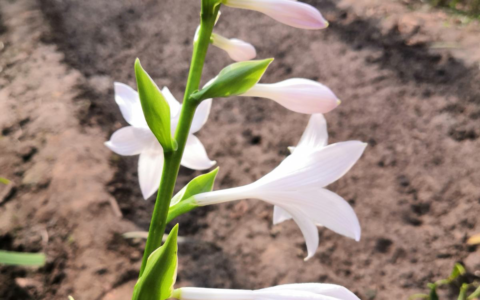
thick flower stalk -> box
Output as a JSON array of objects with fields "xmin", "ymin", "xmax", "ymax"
[
  {"xmin": 105, "ymin": 83, "xmax": 215, "ymax": 199},
  {"xmin": 222, "ymin": 0, "xmax": 328, "ymax": 29},
  {"xmin": 212, "ymin": 33, "xmax": 257, "ymax": 61},
  {"xmin": 241, "ymin": 79, "xmax": 340, "ymax": 114},
  {"xmin": 171, "ymin": 114, "xmax": 366, "ymax": 259},
  {"xmin": 173, "ymin": 284, "xmax": 360, "ymax": 300}
]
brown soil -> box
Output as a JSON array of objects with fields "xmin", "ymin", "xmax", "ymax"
[{"xmin": 1, "ymin": 0, "xmax": 480, "ymax": 299}]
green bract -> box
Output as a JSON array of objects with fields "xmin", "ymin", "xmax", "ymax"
[
  {"xmin": 135, "ymin": 58, "xmax": 177, "ymax": 152},
  {"xmin": 203, "ymin": 0, "xmax": 222, "ymax": 16},
  {"xmin": 132, "ymin": 225, "xmax": 179, "ymax": 300},
  {"xmin": 167, "ymin": 168, "xmax": 219, "ymax": 223},
  {"xmin": 190, "ymin": 59, "xmax": 273, "ymax": 102}
]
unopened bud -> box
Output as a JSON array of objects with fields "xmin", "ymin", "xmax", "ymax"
[
  {"xmin": 241, "ymin": 79, "xmax": 340, "ymax": 114},
  {"xmin": 212, "ymin": 33, "xmax": 257, "ymax": 62},
  {"xmin": 223, "ymin": 0, "xmax": 328, "ymax": 30}
]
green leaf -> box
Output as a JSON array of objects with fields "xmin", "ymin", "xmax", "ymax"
[
  {"xmin": 0, "ymin": 177, "xmax": 10, "ymax": 185},
  {"xmin": 0, "ymin": 251, "xmax": 45, "ymax": 266},
  {"xmin": 135, "ymin": 59, "xmax": 177, "ymax": 152},
  {"xmin": 458, "ymin": 283, "xmax": 469, "ymax": 300},
  {"xmin": 428, "ymin": 283, "xmax": 439, "ymax": 300},
  {"xmin": 449, "ymin": 263, "xmax": 466, "ymax": 281},
  {"xmin": 191, "ymin": 59, "xmax": 273, "ymax": 102},
  {"xmin": 167, "ymin": 168, "xmax": 219, "ymax": 223},
  {"xmin": 467, "ymin": 285, "xmax": 480, "ymax": 300},
  {"xmin": 170, "ymin": 168, "xmax": 219, "ymax": 206},
  {"xmin": 132, "ymin": 225, "xmax": 179, "ymax": 300}
]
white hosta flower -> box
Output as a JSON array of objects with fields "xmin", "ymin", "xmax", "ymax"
[
  {"xmin": 222, "ymin": 0, "xmax": 328, "ymax": 30},
  {"xmin": 212, "ymin": 33, "xmax": 257, "ymax": 62},
  {"xmin": 241, "ymin": 79, "xmax": 340, "ymax": 114},
  {"xmin": 105, "ymin": 83, "xmax": 216, "ymax": 200},
  {"xmin": 193, "ymin": 114, "xmax": 365, "ymax": 259},
  {"xmin": 173, "ymin": 283, "xmax": 359, "ymax": 300}
]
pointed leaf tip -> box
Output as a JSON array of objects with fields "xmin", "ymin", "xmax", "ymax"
[
  {"xmin": 132, "ymin": 224, "xmax": 179, "ymax": 300},
  {"xmin": 191, "ymin": 59, "xmax": 274, "ymax": 102},
  {"xmin": 134, "ymin": 58, "xmax": 176, "ymax": 152},
  {"xmin": 168, "ymin": 224, "xmax": 179, "ymax": 243},
  {"xmin": 167, "ymin": 168, "xmax": 220, "ymax": 222}
]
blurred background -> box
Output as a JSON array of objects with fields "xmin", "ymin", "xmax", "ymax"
[{"xmin": 1, "ymin": 0, "xmax": 480, "ymax": 299}]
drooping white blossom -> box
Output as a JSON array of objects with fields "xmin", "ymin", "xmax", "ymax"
[
  {"xmin": 192, "ymin": 114, "xmax": 365, "ymax": 259},
  {"xmin": 212, "ymin": 33, "xmax": 257, "ymax": 62},
  {"xmin": 222, "ymin": 0, "xmax": 328, "ymax": 30},
  {"xmin": 105, "ymin": 83, "xmax": 216, "ymax": 200},
  {"xmin": 241, "ymin": 79, "xmax": 340, "ymax": 114},
  {"xmin": 173, "ymin": 283, "xmax": 360, "ymax": 300}
]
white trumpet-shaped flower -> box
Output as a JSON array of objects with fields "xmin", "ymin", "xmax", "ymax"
[
  {"xmin": 192, "ymin": 114, "xmax": 366, "ymax": 259},
  {"xmin": 105, "ymin": 83, "xmax": 216, "ymax": 200},
  {"xmin": 212, "ymin": 33, "xmax": 257, "ymax": 62},
  {"xmin": 222, "ymin": 0, "xmax": 328, "ymax": 30},
  {"xmin": 241, "ymin": 79, "xmax": 340, "ymax": 114},
  {"xmin": 173, "ymin": 283, "xmax": 360, "ymax": 300}
]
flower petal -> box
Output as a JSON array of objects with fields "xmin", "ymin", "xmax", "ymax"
[
  {"xmin": 223, "ymin": 0, "xmax": 328, "ymax": 30},
  {"xmin": 290, "ymin": 209, "xmax": 319, "ymax": 260},
  {"xmin": 242, "ymin": 79, "xmax": 339, "ymax": 114},
  {"xmin": 105, "ymin": 126, "xmax": 153, "ymax": 156},
  {"xmin": 299, "ymin": 189, "xmax": 361, "ymax": 241},
  {"xmin": 223, "ymin": 38, "xmax": 257, "ymax": 62},
  {"xmin": 258, "ymin": 141, "xmax": 367, "ymax": 189},
  {"xmin": 181, "ymin": 135, "xmax": 216, "ymax": 170},
  {"xmin": 273, "ymin": 205, "xmax": 292, "ymax": 225},
  {"xmin": 114, "ymin": 82, "xmax": 148, "ymax": 128},
  {"xmin": 212, "ymin": 33, "xmax": 257, "ymax": 62},
  {"xmin": 138, "ymin": 140, "xmax": 164, "ymax": 200},
  {"xmin": 273, "ymin": 205, "xmax": 318, "ymax": 260},
  {"xmin": 190, "ymin": 99, "xmax": 212, "ymax": 134},
  {"xmin": 262, "ymin": 284, "xmax": 360, "ymax": 300},
  {"xmin": 293, "ymin": 114, "xmax": 328, "ymax": 154},
  {"xmin": 179, "ymin": 288, "xmax": 254, "ymax": 300},
  {"xmin": 162, "ymin": 87, "xmax": 181, "ymax": 119},
  {"xmin": 263, "ymin": 188, "xmax": 361, "ymax": 242},
  {"xmin": 255, "ymin": 289, "xmax": 343, "ymax": 300}
]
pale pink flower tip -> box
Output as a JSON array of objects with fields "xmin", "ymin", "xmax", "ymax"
[{"xmin": 223, "ymin": 0, "xmax": 329, "ymax": 30}]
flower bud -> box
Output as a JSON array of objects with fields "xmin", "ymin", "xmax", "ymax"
[
  {"xmin": 241, "ymin": 78, "xmax": 340, "ymax": 114},
  {"xmin": 212, "ymin": 33, "xmax": 256, "ymax": 62},
  {"xmin": 222, "ymin": 0, "xmax": 328, "ymax": 30}
]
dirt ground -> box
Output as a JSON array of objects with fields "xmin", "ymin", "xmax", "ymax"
[{"xmin": 1, "ymin": 0, "xmax": 480, "ymax": 299}]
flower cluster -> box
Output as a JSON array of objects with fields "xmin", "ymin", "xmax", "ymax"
[{"xmin": 105, "ymin": 1, "xmax": 366, "ymax": 300}]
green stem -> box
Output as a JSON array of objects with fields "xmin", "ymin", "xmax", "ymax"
[{"xmin": 138, "ymin": 0, "xmax": 221, "ymax": 278}]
